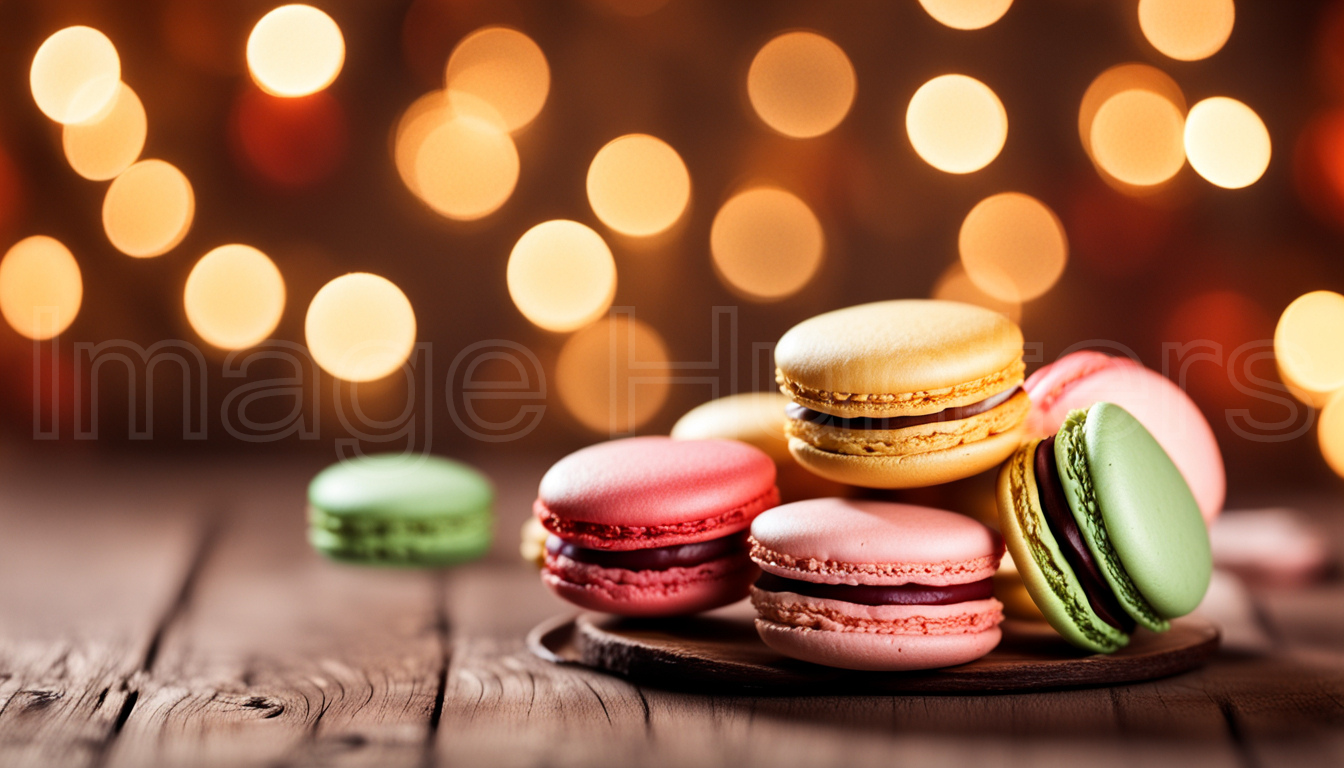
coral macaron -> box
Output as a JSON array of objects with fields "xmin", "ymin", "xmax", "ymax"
[
  {"xmin": 536, "ymin": 436, "xmax": 779, "ymax": 616},
  {"xmin": 775, "ymin": 300, "xmax": 1029, "ymax": 488},
  {"xmin": 749, "ymin": 499, "xmax": 1005, "ymax": 671}
]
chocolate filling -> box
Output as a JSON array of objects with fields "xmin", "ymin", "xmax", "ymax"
[
  {"xmin": 1035, "ymin": 435, "xmax": 1136, "ymax": 632},
  {"xmin": 786, "ymin": 386, "xmax": 1022, "ymax": 431},
  {"xmin": 546, "ymin": 531, "xmax": 748, "ymax": 571},
  {"xmin": 753, "ymin": 572, "xmax": 994, "ymax": 607}
]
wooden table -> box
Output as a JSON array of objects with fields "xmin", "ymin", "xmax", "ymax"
[{"xmin": 0, "ymin": 451, "xmax": 1341, "ymax": 767}]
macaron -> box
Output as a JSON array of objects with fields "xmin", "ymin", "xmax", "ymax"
[
  {"xmin": 671, "ymin": 392, "xmax": 852, "ymax": 502},
  {"xmin": 748, "ymin": 499, "xmax": 1005, "ymax": 671},
  {"xmin": 520, "ymin": 516, "xmax": 548, "ymax": 568},
  {"xmin": 536, "ymin": 436, "xmax": 779, "ymax": 616},
  {"xmin": 308, "ymin": 453, "xmax": 493, "ymax": 566},
  {"xmin": 992, "ymin": 551, "xmax": 1047, "ymax": 622},
  {"xmin": 1025, "ymin": 351, "xmax": 1225, "ymax": 523},
  {"xmin": 996, "ymin": 402, "xmax": 1213, "ymax": 653},
  {"xmin": 775, "ymin": 300, "xmax": 1029, "ymax": 488}
]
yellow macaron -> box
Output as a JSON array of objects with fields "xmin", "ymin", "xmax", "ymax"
[
  {"xmin": 670, "ymin": 392, "xmax": 852, "ymax": 503},
  {"xmin": 775, "ymin": 299, "xmax": 1028, "ymax": 488}
]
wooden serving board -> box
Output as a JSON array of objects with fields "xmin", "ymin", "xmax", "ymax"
[{"xmin": 528, "ymin": 603, "xmax": 1220, "ymax": 694}]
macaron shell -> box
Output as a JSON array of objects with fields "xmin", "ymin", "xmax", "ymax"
[
  {"xmin": 1026, "ymin": 353, "xmax": 1225, "ymax": 523},
  {"xmin": 536, "ymin": 436, "xmax": 778, "ymax": 550},
  {"xmin": 542, "ymin": 553, "xmax": 757, "ymax": 616},
  {"xmin": 670, "ymin": 392, "xmax": 793, "ymax": 463},
  {"xmin": 751, "ymin": 588, "xmax": 1004, "ymax": 635},
  {"xmin": 671, "ymin": 392, "xmax": 853, "ymax": 503},
  {"xmin": 788, "ymin": 421, "xmax": 1025, "ymax": 489},
  {"xmin": 995, "ymin": 439, "xmax": 1129, "ymax": 653},
  {"xmin": 1079, "ymin": 403, "xmax": 1213, "ymax": 619},
  {"xmin": 993, "ymin": 551, "xmax": 1048, "ymax": 622},
  {"xmin": 748, "ymin": 498, "xmax": 1003, "ymax": 586},
  {"xmin": 774, "ymin": 300, "xmax": 1024, "ymax": 419},
  {"xmin": 1023, "ymin": 351, "xmax": 1131, "ymax": 434},
  {"xmin": 755, "ymin": 619, "xmax": 1003, "ymax": 671},
  {"xmin": 308, "ymin": 509, "xmax": 493, "ymax": 567},
  {"xmin": 308, "ymin": 453, "xmax": 493, "ymax": 519}
]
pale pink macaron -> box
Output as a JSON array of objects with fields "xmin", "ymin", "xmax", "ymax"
[
  {"xmin": 1025, "ymin": 351, "xmax": 1226, "ymax": 523},
  {"xmin": 748, "ymin": 499, "xmax": 1005, "ymax": 671},
  {"xmin": 537, "ymin": 436, "xmax": 779, "ymax": 616}
]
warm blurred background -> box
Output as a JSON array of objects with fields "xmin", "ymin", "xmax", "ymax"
[{"xmin": 0, "ymin": 0, "xmax": 1342, "ymax": 499}]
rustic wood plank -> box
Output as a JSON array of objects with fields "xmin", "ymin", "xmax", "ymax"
[
  {"xmin": 0, "ymin": 458, "xmax": 205, "ymax": 768},
  {"xmin": 104, "ymin": 462, "xmax": 447, "ymax": 768},
  {"xmin": 438, "ymin": 559, "xmax": 1244, "ymax": 768}
]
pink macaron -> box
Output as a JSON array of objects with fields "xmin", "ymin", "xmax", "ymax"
[
  {"xmin": 1025, "ymin": 351, "xmax": 1226, "ymax": 523},
  {"xmin": 748, "ymin": 499, "xmax": 1005, "ymax": 671},
  {"xmin": 536, "ymin": 436, "xmax": 779, "ymax": 616}
]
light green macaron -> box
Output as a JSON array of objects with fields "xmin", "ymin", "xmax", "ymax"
[
  {"xmin": 308, "ymin": 453, "xmax": 494, "ymax": 567},
  {"xmin": 998, "ymin": 402, "xmax": 1212, "ymax": 653},
  {"xmin": 1056, "ymin": 404, "xmax": 1212, "ymax": 626}
]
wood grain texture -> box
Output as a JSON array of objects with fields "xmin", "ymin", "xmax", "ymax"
[
  {"xmin": 0, "ymin": 456, "xmax": 1341, "ymax": 767},
  {"xmin": 0, "ymin": 458, "xmax": 205, "ymax": 768},
  {"xmin": 103, "ymin": 464, "xmax": 448, "ymax": 768}
]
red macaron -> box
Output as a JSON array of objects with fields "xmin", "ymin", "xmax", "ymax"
[{"xmin": 535, "ymin": 436, "xmax": 780, "ymax": 616}]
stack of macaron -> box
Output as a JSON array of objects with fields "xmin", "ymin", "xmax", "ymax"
[{"xmin": 532, "ymin": 298, "xmax": 1220, "ymax": 672}]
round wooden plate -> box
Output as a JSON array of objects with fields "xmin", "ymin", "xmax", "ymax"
[{"xmin": 528, "ymin": 603, "xmax": 1220, "ymax": 694}]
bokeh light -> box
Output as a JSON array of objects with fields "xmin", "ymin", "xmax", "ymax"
[
  {"xmin": 556, "ymin": 315, "xmax": 670, "ymax": 434},
  {"xmin": 906, "ymin": 74, "xmax": 1007, "ymax": 174},
  {"xmin": 917, "ymin": 0, "xmax": 1014, "ymax": 30},
  {"xmin": 231, "ymin": 88, "xmax": 348, "ymax": 188},
  {"xmin": 958, "ymin": 192, "xmax": 1067, "ymax": 302},
  {"xmin": 445, "ymin": 27, "xmax": 550, "ymax": 132},
  {"xmin": 412, "ymin": 107, "xmax": 519, "ymax": 220},
  {"xmin": 586, "ymin": 134, "xmax": 691, "ymax": 236},
  {"xmin": 507, "ymin": 220, "xmax": 616, "ymax": 332},
  {"xmin": 1184, "ymin": 96, "xmax": 1271, "ymax": 189},
  {"xmin": 1321, "ymin": 389, "xmax": 1344, "ymax": 478},
  {"xmin": 0, "ymin": 236, "xmax": 82, "ymax": 341},
  {"xmin": 62, "ymin": 83, "xmax": 146, "ymax": 181},
  {"xmin": 1275, "ymin": 290, "xmax": 1344, "ymax": 408},
  {"xmin": 710, "ymin": 187, "xmax": 824, "ymax": 301},
  {"xmin": 30, "ymin": 26, "xmax": 121, "ymax": 125},
  {"xmin": 1079, "ymin": 64, "xmax": 1185, "ymax": 159},
  {"xmin": 102, "ymin": 159, "xmax": 195, "ymax": 258},
  {"xmin": 184, "ymin": 245, "xmax": 286, "ymax": 350},
  {"xmin": 246, "ymin": 4, "xmax": 345, "ymax": 97},
  {"xmin": 1138, "ymin": 0, "xmax": 1235, "ymax": 62},
  {"xmin": 1090, "ymin": 89, "xmax": 1186, "ymax": 187},
  {"xmin": 305, "ymin": 273, "xmax": 416, "ymax": 382},
  {"xmin": 931, "ymin": 261, "xmax": 1022, "ymax": 323},
  {"xmin": 746, "ymin": 31, "xmax": 856, "ymax": 139}
]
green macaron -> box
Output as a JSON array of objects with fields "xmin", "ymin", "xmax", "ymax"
[
  {"xmin": 308, "ymin": 453, "xmax": 494, "ymax": 567},
  {"xmin": 997, "ymin": 402, "xmax": 1212, "ymax": 653}
]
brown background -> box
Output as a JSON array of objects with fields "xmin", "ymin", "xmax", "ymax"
[{"xmin": 0, "ymin": 0, "xmax": 1340, "ymax": 499}]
